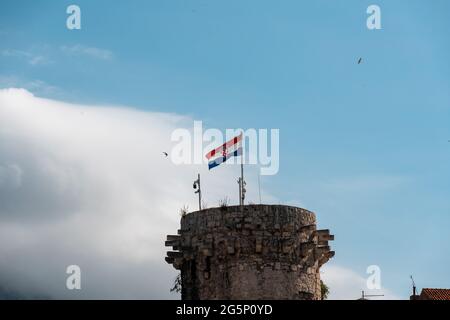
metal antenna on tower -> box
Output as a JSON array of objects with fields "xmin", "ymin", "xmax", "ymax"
[
  {"xmin": 360, "ymin": 290, "xmax": 384, "ymax": 300},
  {"xmin": 193, "ymin": 173, "xmax": 201, "ymax": 211},
  {"xmin": 410, "ymin": 275, "xmax": 417, "ymax": 297}
]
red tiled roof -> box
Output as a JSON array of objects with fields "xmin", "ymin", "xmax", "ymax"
[{"xmin": 420, "ymin": 288, "xmax": 450, "ymax": 300}]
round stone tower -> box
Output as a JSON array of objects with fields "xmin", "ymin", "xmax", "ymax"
[{"xmin": 165, "ymin": 204, "xmax": 334, "ymax": 300}]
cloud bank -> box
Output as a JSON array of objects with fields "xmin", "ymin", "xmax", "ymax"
[
  {"xmin": 0, "ymin": 88, "xmax": 398, "ymax": 299},
  {"xmin": 321, "ymin": 265, "xmax": 400, "ymax": 300},
  {"xmin": 0, "ymin": 88, "xmax": 271, "ymax": 299}
]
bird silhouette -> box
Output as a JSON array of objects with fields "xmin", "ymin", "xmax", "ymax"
[
  {"xmin": 163, "ymin": 152, "xmax": 168, "ymax": 157},
  {"xmin": 358, "ymin": 57, "xmax": 362, "ymax": 64}
]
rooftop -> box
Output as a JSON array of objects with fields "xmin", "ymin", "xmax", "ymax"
[{"xmin": 420, "ymin": 288, "xmax": 450, "ymax": 300}]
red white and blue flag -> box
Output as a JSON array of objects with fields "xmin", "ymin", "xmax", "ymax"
[{"xmin": 205, "ymin": 133, "xmax": 243, "ymax": 170}]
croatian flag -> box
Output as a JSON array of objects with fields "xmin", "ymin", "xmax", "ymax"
[{"xmin": 205, "ymin": 133, "xmax": 243, "ymax": 170}]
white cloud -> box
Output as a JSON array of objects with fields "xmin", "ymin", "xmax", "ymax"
[
  {"xmin": 60, "ymin": 45, "xmax": 113, "ymax": 60},
  {"xmin": 321, "ymin": 264, "xmax": 401, "ymax": 300},
  {"xmin": 0, "ymin": 88, "xmax": 269, "ymax": 299},
  {"xmin": 0, "ymin": 76, "xmax": 62, "ymax": 100},
  {"xmin": 0, "ymin": 88, "xmax": 400, "ymax": 300},
  {"xmin": 0, "ymin": 164, "xmax": 22, "ymax": 189},
  {"xmin": 1, "ymin": 49, "xmax": 49, "ymax": 66}
]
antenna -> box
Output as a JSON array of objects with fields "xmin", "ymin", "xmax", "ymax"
[
  {"xmin": 360, "ymin": 290, "xmax": 384, "ymax": 300},
  {"xmin": 410, "ymin": 275, "xmax": 416, "ymax": 296},
  {"xmin": 193, "ymin": 173, "xmax": 202, "ymax": 211}
]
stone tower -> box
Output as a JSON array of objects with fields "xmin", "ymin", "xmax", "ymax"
[{"xmin": 165, "ymin": 205, "xmax": 334, "ymax": 300}]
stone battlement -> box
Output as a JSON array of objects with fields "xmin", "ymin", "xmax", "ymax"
[{"xmin": 165, "ymin": 204, "xmax": 334, "ymax": 300}]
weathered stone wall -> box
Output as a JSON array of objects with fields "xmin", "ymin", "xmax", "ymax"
[{"xmin": 165, "ymin": 205, "xmax": 334, "ymax": 300}]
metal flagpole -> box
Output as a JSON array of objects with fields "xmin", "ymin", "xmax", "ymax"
[
  {"xmin": 240, "ymin": 132, "xmax": 246, "ymax": 206},
  {"xmin": 238, "ymin": 177, "xmax": 242, "ymax": 206},
  {"xmin": 258, "ymin": 172, "xmax": 262, "ymax": 204}
]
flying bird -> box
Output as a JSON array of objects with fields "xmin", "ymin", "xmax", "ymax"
[
  {"xmin": 163, "ymin": 152, "xmax": 168, "ymax": 157},
  {"xmin": 358, "ymin": 57, "xmax": 362, "ymax": 64}
]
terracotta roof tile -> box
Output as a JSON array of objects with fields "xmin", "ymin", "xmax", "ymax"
[{"xmin": 420, "ymin": 288, "xmax": 450, "ymax": 300}]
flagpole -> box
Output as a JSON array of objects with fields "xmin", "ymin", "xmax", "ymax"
[
  {"xmin": 240, "ymin": 132, "xmax": 245, "ymax": 206},
  {"xmin": 238, "ymin": 177, "xmax": 242, "ymax": 206},
  {"xmin": 258, "ymin": 172, "xmax": 262, "ymax": 204},
  {"xmin": 240, "ymin": 154, "xmax": 244, "ymax": 206}
]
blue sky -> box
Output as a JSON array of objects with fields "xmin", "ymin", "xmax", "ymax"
[{"xmin": 1, "ymin": 0, "xmax": 449, "ymax": 299}]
